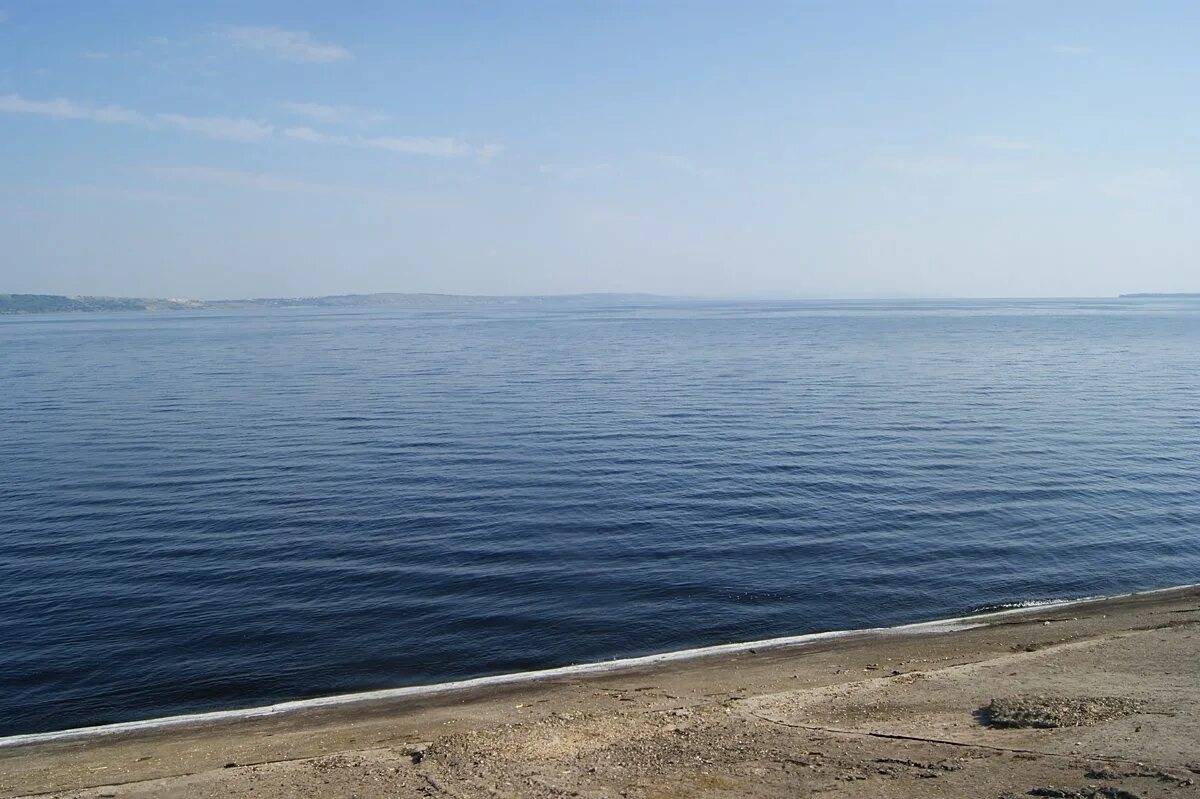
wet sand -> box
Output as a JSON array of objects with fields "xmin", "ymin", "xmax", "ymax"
[{"xmin": 3, "ymin": 585, "xmax": 1198, "ymax": 798}]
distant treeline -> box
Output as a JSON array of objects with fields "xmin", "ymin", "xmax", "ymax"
[
  {"xmin": 0, "ymin": 292, "xmax": 672, "ymax": 315},
  {"xmin": 0, "ymin": 294, "xmax": 200, "ymax": 314}
]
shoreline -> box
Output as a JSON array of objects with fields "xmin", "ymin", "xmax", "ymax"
[
  {"xmin": 4, "ymin": 583, "xmax": 1193, "ymax": 750},
  {"xmin": 4, "ymin": 581, "xmax": 1197, "ymax": 797}
]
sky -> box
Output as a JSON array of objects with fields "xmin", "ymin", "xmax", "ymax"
[{"xmin": 1, "ymin": 1, "xmax": 1198, "ymax": 300}]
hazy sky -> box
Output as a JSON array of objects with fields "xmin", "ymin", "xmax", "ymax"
[{"xmin": 2, "ymin": 1, "xmax": 1197, "ymax": 299}]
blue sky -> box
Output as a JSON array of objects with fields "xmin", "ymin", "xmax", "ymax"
[{"xmin": 1, "ymin": 1, "xmax": 1197, "ymax": 299}]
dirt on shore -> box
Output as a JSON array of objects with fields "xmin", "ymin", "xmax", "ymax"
[{"xmin": 3, "ymin": 586, "xmax": 1199, "ymax": 798}]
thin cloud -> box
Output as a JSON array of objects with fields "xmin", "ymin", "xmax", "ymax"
[
  {"xmin": 286, "ymin": 125, "xmax": 503, "ymax": 161},
  {"xmin": 0, "ymin": 11, "xmax": 9, "ymax": 23},
  {"xmin": 649, "ymin": 153, "xmax": 716, "ymax": 177},
  {"xmin": 0, "ymin": 94, "xmax": 144, "ymax": 124},
  {"xmin": 2, "ymin": 93, "xmax": 495, "ymax": 158},
  {"xmin": 151, "ymin": 165, "xmax": 325, "ymax": 192},
  {"xmin": 474, "ymin": 144, "xmax": 505, "ymax": 162},
  {"xmin": 282, "ymin": 102, "xmax": 341, "ymax": 122},
  {"xmin": 1051, "ymin": 44, "xmax": 1093, "ymax": 56},
  {"xmin": 870, "ymin": 154, "xmax": 960, "ymax": 176},
  {"xmin": 158, "ymin": 113, "xmax": 272, "ymax": 142},
  {"xmin": 367, "ymin": 135, "xmax": 504, "ymax": 162},
  {"xmin": 1103, "ymin": 167, "xmax": 1178, "ymax": 198},
  {"xmin": 149, "ymin": 165, "xmax": 404, "ymax": 201},
  {"xmin": 539, "ymin": 163, "xmax": 614, "ymax": 180},
  {"xmin": 283, "ymin": 125, "xmax": 339, "ymax": 143},
  {"xmin": 969, "ymin": 135, "xmax": 1035, "ymax": 151},
  {"xmin": 219, "ymin": 26, "xmax": 351, "ymax": 63},
  {"xmin": 37, "ymin": 184, "xmax": 205, "ymax": 205},
  {"xmin": 366, "ymin": 136, "xmax": 478, "ymax": 158},
  {"xmin": 281, "ymin": 101, "xmax": 385, "ymax": 126},
  {"xmin": 0, "ymin": 93, "xmax": 272, "ymax": 141}
]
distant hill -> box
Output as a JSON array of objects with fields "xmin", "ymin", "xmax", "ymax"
[
  {"xmin": 1119, "ymin": 293, "xmax": 1200, "ymax": 298},
  {"xmin": 0, "ymin": 292, "xmax": 674, "ymax": 315},
  {"xmin": 0, "ymin": 294, "xmax": 207, "ymax": 314}
]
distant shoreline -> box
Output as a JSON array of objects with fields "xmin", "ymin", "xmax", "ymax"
[
  {"xmin": 5, "ymin": 292, "xmax": 1200, "ymax": 315},
  {"xmin": 1118, "ymin": 292, "xmax": 1200, "ymax": 298},
  {"xmin": 0, "ymin": 292, "xmax": 677, "ymax": 315}
]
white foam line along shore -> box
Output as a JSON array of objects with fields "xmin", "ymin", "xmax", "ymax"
[{"xmin": 2, "ymin": 583, "xmax": 1195, "ymax": 750}]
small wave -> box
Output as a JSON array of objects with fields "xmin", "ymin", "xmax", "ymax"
[{"xmin": 968, "ymin": 596, "xmax": 1099, "ymax": 614}]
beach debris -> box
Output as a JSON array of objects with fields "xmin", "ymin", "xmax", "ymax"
[
  {"xmin": 1027, "ymin": 788, "xmax": 1141, "ymax": 799},
  {"xmin": 311, "ymin": 754, "xmax": 360, "ymax": 773},
  {"xmin": 979, "ymin": 695, "xmax": 1143, "ymax": 728},
  {"xmin": 873, "ymin": 757, "xmax": 963, "ymax": 772},
  {"xmin": 1085, "ymin": 766, "xmax": 1195, "ymax": 786},
  {"xmin": 409, "ymin": 742, "xmax": 431, "ymax": 764}
]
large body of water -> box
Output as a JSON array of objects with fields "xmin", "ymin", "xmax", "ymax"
[{"xmin": 2, "ymin": 298, "xmax": 1199, "ymax": 737}]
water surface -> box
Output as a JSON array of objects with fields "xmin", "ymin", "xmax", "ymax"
[{"xmin": 2, "ymin": 298, "xmax": 1198, "ymax": 736}]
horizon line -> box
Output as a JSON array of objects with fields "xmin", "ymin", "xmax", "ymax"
[{"xmin": 4, "ymin": 289, "xmax": 1195, "ymax": 304}]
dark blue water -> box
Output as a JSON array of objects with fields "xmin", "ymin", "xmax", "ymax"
[{"xmin": 2, "ymin": 298, "xmax": 1199, "ymax": 737}]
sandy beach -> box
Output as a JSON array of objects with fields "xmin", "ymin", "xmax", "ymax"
[{"xmin": 3, "ymin": 585, "xmax": 1198, "ymax": 798}]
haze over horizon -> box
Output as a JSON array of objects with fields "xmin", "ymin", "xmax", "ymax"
[{"xmin": 2, "ymin": 1, "xmax": 1198, "ymax": 300}]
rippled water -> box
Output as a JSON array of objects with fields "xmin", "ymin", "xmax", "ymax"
[{"xmin": 2, "ymin": 298, "xmax": 1199, "ymax": 736}]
